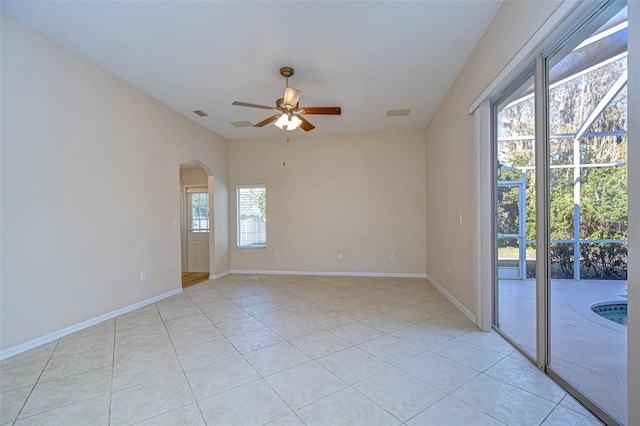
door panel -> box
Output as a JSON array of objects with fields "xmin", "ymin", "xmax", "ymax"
[
  {"xmin": 186, "ymin": 188, "xmax": 210, "ymax": 273},
  {"xmin": 187, "ymin": 231, "xmax": 209, "ymax": 272},
  {"xmin": 546, "ymin": 7, "xmax": 628, "ymax": 423},
  {"xmin": 495, "ymin": 75, "xmax": 537, "ymax": 359}
]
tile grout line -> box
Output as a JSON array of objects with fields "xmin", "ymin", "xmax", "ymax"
[
  {"xmin": 194, "ymin": 282, "xmax": 306, "ymax": 423},
  {"xmin": 222, "ymin": 278, "xmax": 346, "ymax": 423},
  {"xmin": 9, "ymin": 338, "xmax": 61, "ymax": 425},
  {"xmin": 180, "ymin": 286, "xmax": 229, "ymax": 426},
  {"xmin": 108, "ymin": 316, "xmax": 117, "ymax": 426}
]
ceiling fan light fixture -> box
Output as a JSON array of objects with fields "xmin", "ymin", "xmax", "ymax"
[
  {"xmin": 283, "ymin": 87, "xmax": 301, "ymax": 109},
  {"xmin": 274, "ymin": 114, "xmax": 302, "ymax": 130}
]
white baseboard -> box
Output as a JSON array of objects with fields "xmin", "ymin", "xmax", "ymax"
[
  {"xmin": 425, "ymin": 273, "xmax": 477, "ymax": 324},
  {"xmin": 210, "ymin": 270, "xmax": 231, "ymax": 280},
  {"xmin": 0, "ymin": 288, "xmax": 183, "ymax": 361},
  {"xmin": 230, "ymin": 269, "xmax": 427, "ymax": 279}
]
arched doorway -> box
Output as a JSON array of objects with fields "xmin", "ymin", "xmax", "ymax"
[{"xmin": 179, "ymin": 160, "xmax": 214, "ymax": 287}]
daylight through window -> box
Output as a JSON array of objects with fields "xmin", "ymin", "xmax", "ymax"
[
  {"xmin": 187, "ymin": 189, "xmax": 209, "ymax": 233},
  {"xmin": 237, "ymin": 185, "xmax": 266, "ymax": 248}
]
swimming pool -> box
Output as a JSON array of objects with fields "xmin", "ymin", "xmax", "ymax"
[{"xmin": 591, "ymin": 301, "xmax": 628, "ymax": 326}]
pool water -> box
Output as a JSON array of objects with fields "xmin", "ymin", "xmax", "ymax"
[
  {"xmin": 592, "ymin": 302, "xmax": 628, "ymax": 326},
  {"xmin": 597, "ymin": 309, "xmax": 628, "ymax": 326}
]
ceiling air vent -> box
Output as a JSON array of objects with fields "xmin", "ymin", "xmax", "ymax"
[
  {"xmin": 193, "ymin": 110, "xmax": 208, "ymax": 117},
  {"xmin": 230, "ymin": 121, "xmax": 254, "ymax": 128},
  {"xmin": 386, "ymin": 108, "xmax": 411, "ymax": 117}
]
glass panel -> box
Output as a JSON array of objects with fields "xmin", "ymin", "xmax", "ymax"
[
  {"xmin": 189, "ymin": 192, "xmax": 209, "ymax": 232},
  {"xmin": 524, "ymin": 169, "xmax": 537, "ymax": 276},
  {"xmin": 580, "ymin": 242, "xmax": 628, "ymax": 280},
  {"xmin": 497, "ymin": 138, "xmax": 535, "ymax": 170},
  {"xmin": 586, "ymin": 82, "xmax": 627, "ymax": 137},
  {"xmin": 497, "ymin": 186, "xmax": 520, "ymax": 235},
  {"xmin": 495, "ymin": 75, "xmax": 536, "ymax": 359},
  {"xmin": 237, "ymin": 186, "xmax": 267, "ymax": 248},
  {"xmin": 549, "ymin": 167, "xmax": 575, "ymax": 242},
  {"xmin": 547, "ymin": 5, "xmax": 627, "ymax": 423},
  {"xmin": 549, "ymin": 56, "xmax": 627, "ymax": 136},
  {"xmin": 581, "ymin": 134, "xmax": 628, "ymax": 164},
  {"xmin": 550, "ymin": 242, "xmax": 574, "ymax": 279},
  {"xmin": 580, "ymin": 165, "xmax": 628, "ymax": 240},
  {"xmin": 498, "ymin": 237, "xmax": 520, "ymax": 269},
  {"xmin": 550, "ymin": 138, "xmax": 573, "ymax": 165},
  {"xmin": 526, "ymin": 242, "xmax": 536, "ymax": 279}
]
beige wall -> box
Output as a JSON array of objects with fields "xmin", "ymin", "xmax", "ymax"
[
  {"xmin": 229, "ymin": 130, "xmax": 426, "ymax": 275},
  {"xmin": 424, "ymin": 0, "xmax": 563, "ymax": 312},
  {"xmin": 0, "ymin": 15, "xmax": 230, "ymax": 350}
]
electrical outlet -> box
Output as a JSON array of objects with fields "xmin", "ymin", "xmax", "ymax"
[
  {"xmin": 338, "ymin": 252, "xmax": 343, "ymax": 260},
  {"xmin": 389, "ymin": 252, "xmax": 395, "ymax": 260},
  {"xmin": 140, "ymin": 272, "xmax": 146, "ymax": 281},
  {"xmin": 446, "ymin": 265, "xmax": 450, "ymax": 274}
]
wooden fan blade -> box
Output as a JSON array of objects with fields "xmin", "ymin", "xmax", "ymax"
[
  {"xmin": 300, "ymin": 106, "xmax": 341, "ymax": 115},
  {"xmin": 254, "ymin": 115, "xmax": 279, "ymax": 127},
  {"xmin": 233, "ymin": 101, "xmax": 274, "ymax": 110},
  {"xmin": 299, "ymin": 116, "xmax": 315, "ymax": 131}
]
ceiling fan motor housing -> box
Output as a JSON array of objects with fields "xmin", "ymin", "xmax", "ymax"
[{"xmin": 280, "ymin": 66, "xmax": 294, "ymax": 78}]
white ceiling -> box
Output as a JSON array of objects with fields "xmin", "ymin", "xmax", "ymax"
[{"xmin": 1, "ymin": 1, "xmax": 502, "ymax": 141}]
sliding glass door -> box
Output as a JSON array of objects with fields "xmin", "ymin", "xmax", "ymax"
[
  {"xmin": 493, "ymin": 3, "xmax": 628, "ymax": 424},
  {"xmin": 495, "ymin": 75, "xmax": 537, "ymax": 359},
  {"xmin": 546, "ymin": 7, "xmax": 629, "ymax": 423}
]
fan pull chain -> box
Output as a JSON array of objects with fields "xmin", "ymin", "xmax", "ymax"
[
  {"xmin": 282, "ymin": 130, "xmax": 289, "ymax": 166},
  {"xmin": 283, "ymin": 137, "xmax": 290, "ymax": 166}
]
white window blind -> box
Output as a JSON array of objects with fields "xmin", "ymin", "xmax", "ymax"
[{"xmin": 237, "ymin": 185, "xmax": 266, "ymax": 248}]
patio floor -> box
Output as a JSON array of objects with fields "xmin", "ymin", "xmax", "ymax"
[{"xmin": 497, "ymin": 278, "xmax": 628, "ymax": 424}]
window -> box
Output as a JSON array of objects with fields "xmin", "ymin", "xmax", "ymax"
[
  {"xmin": 236, "ymin": 185, "xmax": 266, "ymax": 248},
  {"xmin": 187, "ymin": 189, "xmax": 209, "ymax": 233}
]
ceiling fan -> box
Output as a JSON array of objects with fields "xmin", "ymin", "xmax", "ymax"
[{"xmin": 232, "ymin": 67, "xmax": 341, "ymax": 131}]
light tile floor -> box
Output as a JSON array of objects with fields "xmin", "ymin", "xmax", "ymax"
[
  {"xmin": 1, "ymin": 275, "xmax": 604, "ymax": 425},
  {"xmin": 498, "ymin": 278, "xmax": 627, "ymax": 423}
]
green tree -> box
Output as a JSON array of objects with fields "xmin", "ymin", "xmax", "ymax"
[
  {"xmin": 497, "ymin": 56, "xmax": 628, "ymax": 279},
  {"xmin": 257, "ymin": 191, "xmax": 266, "ymax": 221}
]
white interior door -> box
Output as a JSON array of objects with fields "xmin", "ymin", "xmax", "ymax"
[{"xmin": 186, "ymin": 188, "xmax": 210, "ymax": 273}]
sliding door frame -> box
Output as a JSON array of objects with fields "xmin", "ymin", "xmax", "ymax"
[
  {"xmin": 478, "ymin": 2, "xmax": 629, "ymax": 424},
  {"xmin": 533, "ymin": 55, "xmax": 550, "ymax": 371}
]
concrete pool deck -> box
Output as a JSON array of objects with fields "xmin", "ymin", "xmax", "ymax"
[{"xmin": 497, "ymin": 278, "xmax": 628, "ymax": 424}]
